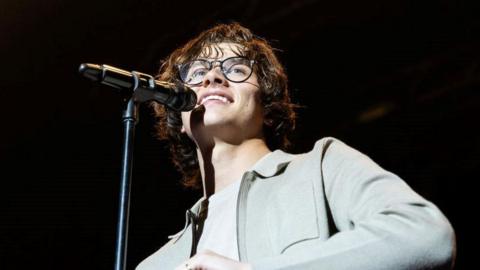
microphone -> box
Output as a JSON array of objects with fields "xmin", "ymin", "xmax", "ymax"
[{"xmin": 78, "ymin": 63, "xmax": 197, "ymax": 111}]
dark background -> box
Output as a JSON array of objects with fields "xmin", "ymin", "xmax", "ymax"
[{"xmin": 1, "ymin": 0, "xmax": 478, "ymax": 269}]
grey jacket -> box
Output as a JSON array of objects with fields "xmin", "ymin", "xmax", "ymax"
[{"xmin": 136, "ymin": 137, "xmax": 456, "ymax": 270}]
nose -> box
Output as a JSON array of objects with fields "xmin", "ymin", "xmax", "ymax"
[{"xmin": 202, "ymin": 65, "xmax": 228, "ymax": 87}]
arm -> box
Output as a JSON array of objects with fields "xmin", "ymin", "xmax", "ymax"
[{"xmin": 251, "ymin": 138, "xmax": 456, "ymax": 270}]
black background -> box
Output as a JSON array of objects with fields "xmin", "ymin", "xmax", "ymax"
[{"xmin": 1, "ymin": 0, "xmax": 478, "ymax": 269}]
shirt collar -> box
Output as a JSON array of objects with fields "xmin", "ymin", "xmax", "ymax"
[
  {"xmin": 250, "ymin": 149, "xmax": 295, "ymax": 178},
  {"xmin": 188, "ymin": 149, "xmax": 295, "ymax": 214}
]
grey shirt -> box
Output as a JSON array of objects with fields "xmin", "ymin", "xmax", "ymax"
[{"xmin": 137, "ymin": 137, "xmax": 456, "ymax": 270}]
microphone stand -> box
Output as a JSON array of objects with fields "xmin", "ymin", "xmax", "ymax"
[
  {"xmin": 114, "ymin": 96, "xmax": 138, "ymax": 270},
  {"xmin": 114, "ymin": 71, "xmax": 149, "ymax": 270},
  {"xmin": 79, "ymin": 63, "xmax": 196, "ymax": 270}
]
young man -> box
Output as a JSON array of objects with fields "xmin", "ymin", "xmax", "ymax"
[{"xmin": 137, "ymin": 23, "xmax": 455, "ymax": 270}]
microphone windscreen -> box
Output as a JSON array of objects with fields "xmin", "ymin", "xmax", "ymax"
[{"xmin": 79, "ymin": 63, "xmax": 102, "ymax": 81}]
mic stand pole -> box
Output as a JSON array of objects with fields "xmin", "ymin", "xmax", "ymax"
[
  {"xmin": 114, "ymin": 70, "xmax": 151, "ymax": 270},
  {"xmin": 114, "ymin": 96, "xmax": 138, "ymax": 270}
]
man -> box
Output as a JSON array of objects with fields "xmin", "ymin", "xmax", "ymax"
[{"xmin": 137, "ymin": 23, "xmax": 455, "ymax": 270}]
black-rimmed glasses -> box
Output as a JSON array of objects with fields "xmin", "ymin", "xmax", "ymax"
[{"xmin": 178, "ymin": 56, "xmax": 255, "ymax": 86}]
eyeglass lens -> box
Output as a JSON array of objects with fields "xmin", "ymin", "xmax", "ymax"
[{"xmin": 180, "ymin": 57, "xmax": 252, "ymax": 85}]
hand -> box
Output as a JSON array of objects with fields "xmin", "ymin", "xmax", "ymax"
[{"xmin": 175, "ymin": 249, "xmax": 252, "ymax": 270}]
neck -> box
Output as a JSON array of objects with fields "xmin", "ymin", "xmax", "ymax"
[{"xmin": 197, "ymin": 138, "xmax": 270, "ymax": 197}]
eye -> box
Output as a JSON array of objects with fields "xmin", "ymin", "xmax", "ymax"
[
  {"xmin": 225, "ymin": 65, "xmax": 248, "ymax": 75},
  {"xmin": 187, "ymin": 67, "xmax": 208, "ymax": 81}
]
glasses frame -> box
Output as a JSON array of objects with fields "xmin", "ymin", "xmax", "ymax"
[{"xmin": 177, "ymin": 56, "xmax": 255, "ymax": 86}]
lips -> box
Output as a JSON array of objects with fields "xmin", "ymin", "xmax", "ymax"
[{"xmin": 198, "ymin": 90, "xmax": 234, "ymax": 105}]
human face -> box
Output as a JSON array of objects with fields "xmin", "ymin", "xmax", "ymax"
[{"xmin": 180, "ymin": 43, "xmax": 264, "ymax": 145}]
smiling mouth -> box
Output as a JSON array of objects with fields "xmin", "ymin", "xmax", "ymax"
[{"xmin": 200, "ymin": 95, "xmax": 232, "ymax": 105}]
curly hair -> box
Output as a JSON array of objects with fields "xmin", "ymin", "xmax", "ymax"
[{"xmin": 152, "ymin": 22, "xmax": 296, "ymax": 189}]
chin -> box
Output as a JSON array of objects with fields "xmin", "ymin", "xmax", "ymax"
[{"xmin": 201, "ymin": 117, "xmax": 231, "ymax": 129}]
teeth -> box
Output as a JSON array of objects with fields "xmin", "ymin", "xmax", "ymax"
[{"xmin": 201, "ymin": 95, "xmax": 231, "ymax": 104}]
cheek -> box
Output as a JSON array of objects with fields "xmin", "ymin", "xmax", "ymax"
[
  {"xmin": 236, "ymin": 89, "xmax": 264, "ymax": 126},
  {"xmin": 245, "ymin": 89, "xmax": 263, "ymax": 110}
]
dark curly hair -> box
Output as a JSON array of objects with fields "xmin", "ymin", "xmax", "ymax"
[{"xmin": 152, "ymin": 22, "xmax": 296, "ymax": 189}]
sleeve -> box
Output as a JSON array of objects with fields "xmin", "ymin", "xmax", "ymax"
[{"xmin": 250, "ymin": 138, "xmax": 456, "ymax": 270}]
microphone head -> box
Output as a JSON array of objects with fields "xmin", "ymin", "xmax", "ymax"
[
  {"xmin": 78, "ymin": 63, "xmax": 103, "ymax": 82},
  {"xmin": 171, "ymin": 83, "xmax": 197, "ymax": 111}
]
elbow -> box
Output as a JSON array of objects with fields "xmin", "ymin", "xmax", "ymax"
[
  {"xmin": 428, "ymin": 220, "xmax": 456, "ymax": 269},
  {"xmin": 385, "ymin": 203, "xmax": 457, "ymax": 269},
  {"xmin": 408, "ymin": 214, "xmax": 457, "ymax": 269}
]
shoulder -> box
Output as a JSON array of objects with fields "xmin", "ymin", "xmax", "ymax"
[
  {"xmin": 286, "ymin": 137, "xmax": 367, "ymax": 168},
  {"xmin": 307, "ymin": 137, "xmax": 380, "ymax": 172},
  {"xmin": 263, "ymin": 137, "xmax": 362, "ymax": 187},
  {"xmin": 310, "ymin": 136, "xmax": 364, "ymax": 158}
]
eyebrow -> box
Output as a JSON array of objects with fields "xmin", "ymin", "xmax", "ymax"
[{"xmin": 194, "ymin": 56, "xmax": 246, "ymax": 61}]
